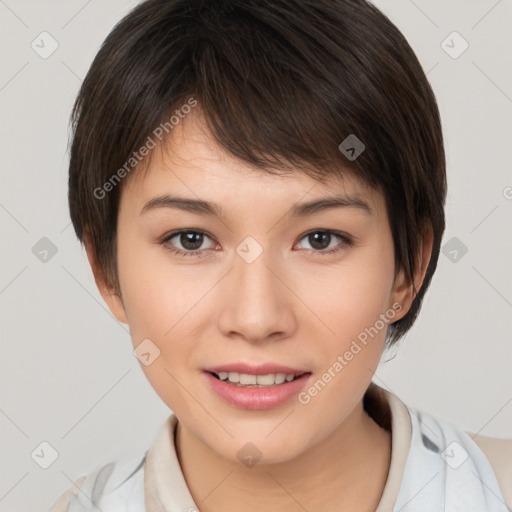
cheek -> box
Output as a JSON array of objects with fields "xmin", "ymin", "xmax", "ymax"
[
  {"xmin": 293, "ymin": 262, "xmax": 395, "ymax": 436},
  {"xmin": 115, "ymin": 238, "xmax": 214, "ymax": 392},
  {"xmin": 299, "ymin": 243, "xmax": 395, "ymax": 346},
  {"xmin": 116, "ymin": 233, "xmax": 195, "ymax": 341},
  {"xmin": 116, "ymin": 247, "xmax": 202, "ymax": 413}
]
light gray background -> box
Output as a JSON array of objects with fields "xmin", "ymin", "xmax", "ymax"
[{"xmin": 0, "ymin": 0, "xmax": 511, "ymax": 510}]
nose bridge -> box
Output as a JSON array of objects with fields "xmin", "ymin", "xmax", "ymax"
[{"xmin": 217, "ymin": 237, "xmax": 295, "ymax": 342}]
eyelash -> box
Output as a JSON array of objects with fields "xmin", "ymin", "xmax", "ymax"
[{"xmin": 159, "ymin": 229, "xmax": 354, "ymax": 258}]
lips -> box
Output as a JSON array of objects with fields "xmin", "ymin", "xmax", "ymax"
[{"xmin": 202, "ymin": 362, "xmax": 312, "ymax": 409}]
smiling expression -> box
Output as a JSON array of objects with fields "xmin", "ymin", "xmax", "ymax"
[{"xmin": 90, "ymin": 110, "xmax": 416, "ymax": 465}]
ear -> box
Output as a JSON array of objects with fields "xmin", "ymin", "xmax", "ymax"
[
  {"xmin": 84, "ymin": 233, "xmax": 128, "ymax": 325},
  {"xmin": 389, "ymin": 226, "xmax": 434, "ymax": 322}
]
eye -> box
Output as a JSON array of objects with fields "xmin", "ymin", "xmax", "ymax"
[
  {"xmin": 160, "ymin": 229, "xmax": 354, "ymax": 258},
  {"xmin": 161, "ymin": 230, "xmax": 217, "ymax": 257},
  {"xmin": 294, "ymin": 230, "xmax": 353, "ymax": 255}
]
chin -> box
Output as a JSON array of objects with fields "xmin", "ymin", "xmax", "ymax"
[{"xmin": 201, "ymin": 424, "xmax": 316, "ymax": 467}]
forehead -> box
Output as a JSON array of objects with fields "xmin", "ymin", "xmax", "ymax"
[{"xmin": 121, "ymin": 110, "xmax": 382, "ymax": 214}]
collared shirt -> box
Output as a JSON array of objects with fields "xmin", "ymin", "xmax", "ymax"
[{"xmin": 49, "ymin": 382, "xmax": 512, "ymax": 512}]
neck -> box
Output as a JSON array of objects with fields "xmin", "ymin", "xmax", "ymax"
[{"xmin": 175, "ymin": 400, "xmax": 391, "ymax": 512}]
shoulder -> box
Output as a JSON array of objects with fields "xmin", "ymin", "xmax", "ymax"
[
  {"xmin": 403, "ymin": 404, "xmax": 512, "ymax": 510},
  {"xmin": 467, "ymin": 430, "xmax": 512, "ymax": 509},
  {"xmin": 48, "ymin": 449, "xmax": 147, "ymax": 512}
]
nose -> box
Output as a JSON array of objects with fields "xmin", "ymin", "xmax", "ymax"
[{"xmin": 216, "ymin": 246, "xmax": 298, "ymax": 344}]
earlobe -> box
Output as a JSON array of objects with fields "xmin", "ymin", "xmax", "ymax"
[
  {"xmin": 83, "ymin": 234, "xmax": 129, "ymax": 325},
  {"xmin": 389, "ymin": 270, "xmax": 413, "ymax": 322},
  {"xmin": 390, "ymin": 226, "xmax": 434, "ymax": 321},
  {"xmin": 101, "ymin": 286, "xmax": 129, "ymax": 325}
]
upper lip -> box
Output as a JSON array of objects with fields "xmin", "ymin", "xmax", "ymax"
[{"xmin": 204, "ymin": 363, "xmax": 310, "ymax": 376}]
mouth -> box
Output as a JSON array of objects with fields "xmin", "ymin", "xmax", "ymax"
[
  {"xmin": 202, "ymin": 363, "xmax": 312, "ymax": 409},
  {"xmin": 207, "ymin": 371, "xmax": 308, "ymax": 388},
  {"xmin": 203, "ymin": 367, "xmax": 312, "ymax": 409}
]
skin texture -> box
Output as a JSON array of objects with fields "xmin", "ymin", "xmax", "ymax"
[{"xmin": 86, "ymin": 110, "xmax": 432, "ymax": 511}]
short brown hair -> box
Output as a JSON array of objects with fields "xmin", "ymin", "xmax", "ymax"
[{"xmin": 68, "ymin": 0, "xmax": 446, "ymax": 347}]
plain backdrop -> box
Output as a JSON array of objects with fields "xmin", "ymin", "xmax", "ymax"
[{"xmin": 0, "ymin": 0, "xmax": 511, "ymax": 510}]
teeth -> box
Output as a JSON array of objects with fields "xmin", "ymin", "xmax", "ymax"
[
  {"xmin": 257, "ymin": 374, "xmax": 276, "ymax": 385},
  {"xmin": 215, "ymin": 372, "xmax": 302, "ymax": 387},
  {"xmin": 275, "ymin": 373, "xmax": 286, "ymax": 384},
  {"xmin": 239, "ymin": 374, "xmax": 257, "ymax": 385}
]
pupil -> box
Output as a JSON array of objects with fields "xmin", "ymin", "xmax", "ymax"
[
  {"xmin": 181, "ymin": 232, "xmax": 203, "ymax": 250},
  {"xmin": 310, "ymin": 232, "xmax": 330, "ymax": 250}
]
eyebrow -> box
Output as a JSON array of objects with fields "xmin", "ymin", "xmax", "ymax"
[{"xmin": 140, "ymin": 193, "xmax": 372, "ymax": 217}]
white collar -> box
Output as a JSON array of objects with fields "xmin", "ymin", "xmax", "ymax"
[{"xmin": 143, "ymin": 382, "xmax": 509, "ymax": 511}]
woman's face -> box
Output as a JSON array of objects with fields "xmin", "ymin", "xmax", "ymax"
[{"xmin": 94, "ymin": 111, "xmax": 413, "ymax": 465}]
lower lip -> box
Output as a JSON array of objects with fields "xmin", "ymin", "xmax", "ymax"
[{"xmin": 203, "ymin": 372, "xmax": 311, "ymax": 410}]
